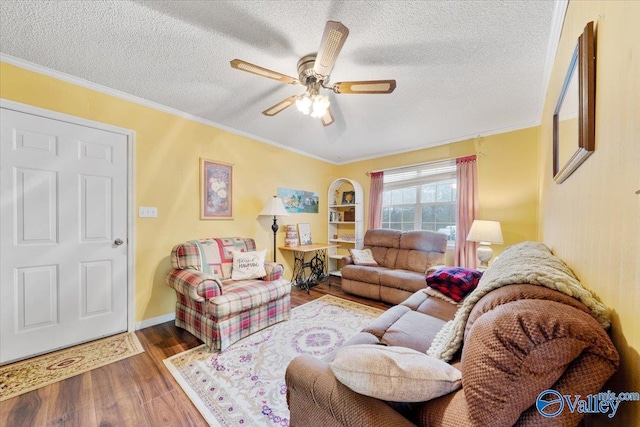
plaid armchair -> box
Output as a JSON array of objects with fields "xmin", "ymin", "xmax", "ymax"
[{"xmin": 166, "ymin": 237, "xmax": 291, "ymax": 351}]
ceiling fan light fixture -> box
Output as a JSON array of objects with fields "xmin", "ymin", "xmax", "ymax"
[
  {"xmin": 295, "ymin": 94, "xmax": 313, "ymax": 115},
  {"xmin": 231, "ymin": 21, "xmax": 394, "ymax": 126},
  {"xmin": 310, "ymin": 95, "xmax": 330, "ymax": 118},
  {"xmin": 296, "ymin": 92, "xmax": 330, "ymax": 118}
]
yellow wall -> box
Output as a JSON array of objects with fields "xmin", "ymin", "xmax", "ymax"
[
  {"xmin": 0, "ymin": 59, "xmax": 540, "ymax": 324},
  {"xmin": 337, "ymin": 127, "xmax": 540, "ymax": 260},
  {"xmin": 539, "ymin": 1, "xmax": 640, "ymax": 425},
  {"xmin": 0, "ymin": 62, "xmax": 338, "ymax": 322}
]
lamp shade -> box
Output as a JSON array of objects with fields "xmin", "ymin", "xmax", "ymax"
[
  {"xmin": 466, "ymin": 220, "xmax": 503, "ymax": 244},
  {"xmin": 259, "ymin": 196, "xmax": 289, "ymax": 217}
]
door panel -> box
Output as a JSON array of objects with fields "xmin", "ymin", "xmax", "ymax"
[
  {"xmin": 16, "ymin": 265, "xmax": 58, "ymax": 330},
  {"xmin": 81, "ymin": 175, "xmax": 112, "ymax": 241},
  {"xmin": 13, "ymin": 128, "xmax": 58, "ymax": 155},
  {"xmin": 15, "ymin": 168, "xmax": 58, "ymax": 244},
  {"xmin": 1, "ymin": 108, "xmax": 129, "ymax": 364},
  {"xmin": 81, "ymin": 260, "xmax": 113, "ymax": 316}
]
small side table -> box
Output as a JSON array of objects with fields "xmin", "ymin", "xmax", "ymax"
[{"xmin": 279, "ymin": 243, "xmax": 339, "ymax": 292}]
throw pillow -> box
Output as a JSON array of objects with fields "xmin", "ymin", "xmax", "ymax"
[
  {"xmin": 330, "ymin": 344, "xmax": 462, "ymax": 403},
  {"xmin": 348, "ymin": 248, "xmax": 378, "ymax": 266},
  {"xmin": 231, "ymin": 249, "xmax": 267, "ymax": 280},
  {"xmin": 426, "ymin": 267, "xmax": 483, "ymax": 302}
]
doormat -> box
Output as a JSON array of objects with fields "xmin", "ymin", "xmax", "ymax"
[
  {"xmin": 0, "ymin": 332, "xmax": 144, "ymax": 401},
  {"xmin": 164, "ymin": 295, "xmax": 382, "ymax": 426}
]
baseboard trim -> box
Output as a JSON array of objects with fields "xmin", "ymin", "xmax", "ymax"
[{"xmin": 136, "ymin": 312, "xmax": 175, "ymax": 330}]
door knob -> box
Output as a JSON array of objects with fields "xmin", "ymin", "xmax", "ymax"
[{"xmin": 114, "ymin": 238, "xmax": 124, "ymax": 246}]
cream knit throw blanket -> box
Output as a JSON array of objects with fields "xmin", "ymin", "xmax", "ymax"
[{"xmin": 426, "ymin": 241, "xmax": 610, "ymax": 362}]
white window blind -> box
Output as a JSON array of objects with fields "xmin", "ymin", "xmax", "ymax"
[{"xmin": 383, "ymin": 159, "xmax": 456, "ymax": 188}]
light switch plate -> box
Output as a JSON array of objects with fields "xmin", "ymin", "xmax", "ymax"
[{"xmin": 139, "ymin": 207, "xmax": 157, "ymax": 218}]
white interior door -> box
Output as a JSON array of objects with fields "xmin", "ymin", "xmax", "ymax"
[{"xmin": 0, "ymin": 107, "xmax": 129, "ymax": 364}]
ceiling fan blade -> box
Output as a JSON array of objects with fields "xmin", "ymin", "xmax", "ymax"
[
  {"xmin": 313, "ymin": 21, "xmax": 349, "ymax": 77},
  {"xmin": 332, "ymin": 80, "xmax": 397, "ymax": 94},
  {"xmin": 230, "ymin": 59, "xmax": 299, "ymax": 85},
  {"xmin": 321, "ymin": 108, "xmax": 335, "ymax": 126},
  {"xmin": 262, "ymin": 96, "xmax": 297, "ymax": 116}
]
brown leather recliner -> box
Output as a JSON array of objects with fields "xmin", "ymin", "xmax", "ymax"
[
  {"xmin": 286, "ymin": 284, "xmax": 619, "ymax": 426},
  {"xmin": 341, "ymin": 229, "xmax": 447, "ymax": 305}
]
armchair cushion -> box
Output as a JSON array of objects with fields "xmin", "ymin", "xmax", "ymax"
[
  {"xmin": 231, "ymin": 249, "xmax": 267, "ymax": 280},
  {"xmin": 330, "ymin": 344, "xmax": 462, "ymax": 403},
  {"xmin": 170, "ymin": 237, "xmax": 258, "ymax": 278}
]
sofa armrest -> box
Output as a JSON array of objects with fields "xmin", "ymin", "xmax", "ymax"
[
  {"xmin": 286, "ymin": 354, "xmax": 414, "ymax": 427},
  {"xmin": 342, "ymin": 256, "xmax": 354, "ymax": 266},
  {"xmin": 166, "ymin": 268, "xmax": 223, "ymax": 302},
  {"xmin": 462, "ymin": 299, "xmax": 619, "ymax": 427},
  {"xmin": 262, "ymin": 261, "xmax": 284, "ymax": 281}
]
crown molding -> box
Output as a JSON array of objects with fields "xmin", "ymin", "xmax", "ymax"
[{"xmin": 0, "ymin": 53, "xmax": 333, "ymax": 164}]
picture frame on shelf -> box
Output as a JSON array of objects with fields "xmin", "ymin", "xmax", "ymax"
[
  {"xmin": 297, "ymin": 223, "xmax": 312, "ymax": 245},
  {"xmin": 341, "ymin": 191, "xmax": 355, "ymax": 205},
  {"xmin": 343, "ymin": 207, "xmax": 355, "ymax": 221},
  {"xmin": 200, "ymin": 158, "xmax": 233, "ymax": 219}
]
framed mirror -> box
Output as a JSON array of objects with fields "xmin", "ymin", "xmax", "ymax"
[{"xmin": 553, "ymin": 21, "xmax": 595, "ymax": 184}]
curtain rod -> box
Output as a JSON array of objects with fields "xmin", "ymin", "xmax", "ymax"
[{"xmin": 365, "ymin": 157, "xmax": 460, "ymax": 176}]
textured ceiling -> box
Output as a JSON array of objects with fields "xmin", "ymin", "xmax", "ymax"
[{"xmin": 0, "ymin": 1, "xmax": 564, "ymax": 164}]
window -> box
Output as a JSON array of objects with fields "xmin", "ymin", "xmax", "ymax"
[{"xmin": 381, "ymin": 160, "xmax": 457, "ymax": 242}]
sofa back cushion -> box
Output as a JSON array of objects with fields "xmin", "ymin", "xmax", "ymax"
[
  {"xmin": 363, "ymin": 229, "xmax": 401, "ymax": 248},
  {"xmin": 171, "ymin": 237, "xmax": 257, "ymax": 279},
  {"xmin": 399, "ymin": 230, "xmax": 447, "ymax": 253},
  {"xmin": 363, "ymin": 229, "xmax": 446, "ymax": 272}
]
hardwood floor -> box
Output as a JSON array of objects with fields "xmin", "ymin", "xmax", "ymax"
[{"xmin": 0, "ymin": 280, "xmax": 389, "ymax": 427}]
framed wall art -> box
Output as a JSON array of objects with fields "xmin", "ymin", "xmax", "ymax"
[
  {"xmin": 553, "ymin": 21, "xmax": 595, "ymax": 184},
  {"xmin": 277, "ymin": 187, "xmax": 319, "ymax": 213},
  {"xmin": 200, "ymin": 158, "xmax": 233, "ymax": 219}
]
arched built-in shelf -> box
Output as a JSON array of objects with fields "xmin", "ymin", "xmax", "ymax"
[{"xmin": 327, "ymin": 178, "xmax": 364, "ymax": 276}]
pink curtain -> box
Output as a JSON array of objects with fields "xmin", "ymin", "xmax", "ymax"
[
  {"xmin": 455, "ymin": 156, "xmax": 478, "ymax": 268},
  {"xmin": 368, "ymin": 172, "xmax": 384, "ymax": 230}
]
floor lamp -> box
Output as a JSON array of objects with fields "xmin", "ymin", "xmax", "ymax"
[{"xmin": 258, "ymin": 196, "xmax": 289, "ymax": 262}]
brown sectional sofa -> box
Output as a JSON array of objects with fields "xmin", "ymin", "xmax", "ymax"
[
  {"xmin": 286, "ymin": 242, "xmax": 619, "ymax": 427},
  {"xmin": 341, "ymin": 229, "xmax": 447, "ymax": 305}
]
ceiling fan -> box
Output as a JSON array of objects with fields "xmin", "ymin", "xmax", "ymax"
[{"xmin": 230, "ymin": 21, "xmax": 396, "ymax": 126}]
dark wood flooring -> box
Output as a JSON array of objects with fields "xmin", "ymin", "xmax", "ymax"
[{"xmin": 0, "ymin": 279, "xmax": 389, "ymax": 427}]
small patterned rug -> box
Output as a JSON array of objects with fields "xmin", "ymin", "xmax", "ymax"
[
  {"xmin": 0, "ymin": 332, "xmax": 144, "ymax": 401},
  {"xmin": 164, "ymin": 295, "xmax": 383, "ymax": 426}
]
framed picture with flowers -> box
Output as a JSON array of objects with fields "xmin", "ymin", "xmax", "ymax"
[{"xmin": 200, "ymin": 158, "xmax": 233, "ymax": 219}]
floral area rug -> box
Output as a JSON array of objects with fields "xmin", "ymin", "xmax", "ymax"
[
  {"xmin": 164, "ymin": 295, "xmax": 383, "ymax": 426},
  {"xmin": 0, "ymin": 332, "xmax": 144, "ymax": 401}
]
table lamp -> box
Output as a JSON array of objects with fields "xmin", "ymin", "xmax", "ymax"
[
  {"xmin": 259, "ymin": 196, "xmax": 289, "ymax": 262},
  {"xmin": 466, "ymin": 220, "xmax": 503, "ymax": 269}
]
